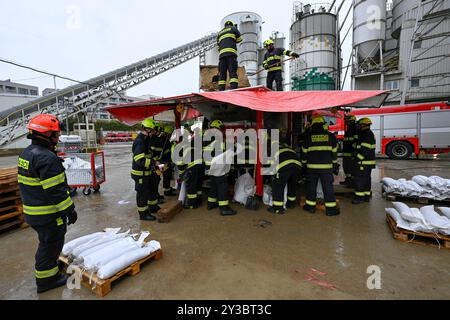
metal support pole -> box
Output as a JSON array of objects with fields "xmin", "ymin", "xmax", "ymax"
[
  {"xmin": 255, "ymin": 111, "xmax": 264, "ymax": 197},
  {"xmin": 379, "ymin": 41, "xmax": 384, "ymax": 90}
]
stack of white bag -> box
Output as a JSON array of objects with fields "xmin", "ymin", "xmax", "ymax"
[
  {"xmin": 385, "ymin": 202, "xmax": 450, "ymax": 236},
  {"xmin": 382, "ymin": 175, "xmax": 450, "ymax": 200},
  {"xmin": 62, "ymin": 228, "xmax": 161, "ymax": 280}
]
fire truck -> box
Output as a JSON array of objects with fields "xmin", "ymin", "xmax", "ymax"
[{"xmin": 328, "ymin": 102, "xmax": 450, "ymax": 160}]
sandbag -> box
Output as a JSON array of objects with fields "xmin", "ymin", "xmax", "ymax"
[
  {"xmin": 438, "ymin": 207, "xmax": 450, "ymax": 219},
  {"xmin": 392, "ymin": 202, "xmax": 427, "ymax": 225},
  {"xmin": 71, "ymin": 231, "xmax": 129, "ymax": 257},
  {"xmin": 83, "ymin": 238, "xmax": 139, "ymax": 270},
  {"xmin": 420, "ymin": 205, "xmax": 450, "ymax": 230},
  {"xmin": 385, "ymin": 208, "xmax": 413, "ymax": 231},
  {"xmin": 62, "ymin": 232, "xmax": 105, "ymax": 256},
  {"xmin": 97, "ymin": 240, "xmax": 161, "ymax": 279}
]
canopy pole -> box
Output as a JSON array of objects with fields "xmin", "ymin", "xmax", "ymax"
[
  {"xmin": 288, "ymin": 112, "xmax": 293, "ymax": 145},
  {"xmin": 174, "ymin": 108, "xmax": 181, "ymax": 129},
  {"xmin": 256, "ymin": 110, "xmax": 264, "ymax": 197}
]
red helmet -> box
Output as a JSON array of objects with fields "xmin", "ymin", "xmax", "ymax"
[{"xmin": 27, "ymin": 114, "xmax": 61, "ymax": 133}]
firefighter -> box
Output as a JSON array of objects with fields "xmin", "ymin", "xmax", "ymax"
[
  {"xmin": 340, "ymin": 114, "xmax": 357, "ymax": 186},
  {"xmin": 149, "ymin": 123, "xmax": 165, "ymax": 203},
  {"xmin": 173, "ymin": 128, "xmax": 203, "ymax": 209},
  {"xmin": 132, "ymin": 118, "xmax": 159, "ymax": 221},
  {"xmin": 18, "ymin": 114, "xmax": 77, "ymax": 293},
  {"xmin": 267, "ymin": 137, "xmax": 302, "ymax": 214},
  {"xmin": 263, "ymin": 39, "xmax": 299, "ymax": 91},
  {"xmin": 217, "ymin": 20, "xmax": 242, "ymax": 91},
  {"xmin": 352, "ymin": 117, "xmax": 376, "ymax": 204},
  {"xmin": 204, "ymin": 120, "xmax": 237, "ymax": 216},
  {"xmin": 301, "ymin": 115, "xmax": 340, "ymax": 216},
  {"xmin": 161, "ymin": 125, "xmax": 177, "ymax": 196}
]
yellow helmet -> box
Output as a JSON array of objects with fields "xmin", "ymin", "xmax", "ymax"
[
  {"xmin": 345, "ymin": 114, "xmax": 356, "ymax": 122},
  {"xmin": 358, "ymin": 117, "xmax": 372, "ymax": 125},
  {"xmin": 142, "ymin": 118, "xmax": 157, "ymax": 129},
  {"xmin": 163, "ymin": 125, "xmax": 173, "ymax": 135},
  {"xmin": 263, "ymin": 39, "xmax": 274, "ymax": 47},
  {"xmin": 224, "ymin": 20, "xmax": 234, "ymax": 27},
  {"xmin": 210, "ymin": 119, "xmax": 224, "ymax": 129},
  {"xmin": 311, "ymin": 115, "xmax": 325, "ymax": 125}
]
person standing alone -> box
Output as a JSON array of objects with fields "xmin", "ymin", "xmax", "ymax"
[{"xmin": 217, "ymin": 20, "xmax": 242, "ymax": 91}]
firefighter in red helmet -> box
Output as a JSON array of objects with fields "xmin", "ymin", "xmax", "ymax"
[{"xmin": 18, "ymin": 114, "xmax": 77, "ymax": 293}]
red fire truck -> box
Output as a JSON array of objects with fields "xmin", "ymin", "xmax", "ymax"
[{"xmin": 328, "ymin": 101, "xmax": 450, "ymax": 160}]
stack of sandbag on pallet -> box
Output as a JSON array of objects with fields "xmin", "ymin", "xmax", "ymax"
[
  {"xmin": 386, "ymin": 202, "xmax": 450, "ymax": 236},
  {"xmin": 382, "ymin": 175, "xmax": 450, "ymax": 200},
  {"xmin": 61, "ymin": 228, "xmax": 161, "ymax": 279}
]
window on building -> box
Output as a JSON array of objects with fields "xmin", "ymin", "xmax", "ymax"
[
  {"xmin": 384, "ymin": 80, "xmax": 399, "ymax": 90},
  {"xmin": 413, "ymin": 40, "xmax": 422, "ymax": 49},
  {"xmin": 18, "ymin": 88, "xmax": 29, "ymax": 95},
  {"xmin": 30, "ymin": 89, "xmax": 38, "ymax": 95},
  {"xmin": 410, "ymin": 78, "xmax": 420, "ymax": 87},
  {"xmin": 5, "ymin": 86, "xmax": 16, "ymax": 93},
  {"xmin": 0, "ymin": 85, "xmax": 3, "ymax": 92}
]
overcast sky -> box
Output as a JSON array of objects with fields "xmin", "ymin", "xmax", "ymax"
[{"xmin": 0, "ymin": 0, "xmax": 353, "ymax": 98}]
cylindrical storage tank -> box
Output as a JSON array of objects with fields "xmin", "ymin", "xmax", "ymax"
[
  {"xmin": 290, "ymin": 8, "xmax": 338, "ymax": 90},
  {"xmin": 221, "ymin": 12, "xmax": 263, "ymax": 87},
  {"xmin": 353, "ymin": 0, "xmax": 386, "ymax": 60}
]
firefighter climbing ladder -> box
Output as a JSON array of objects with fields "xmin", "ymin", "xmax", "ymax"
[{"xmin": 0, "ymin": 33, "xmax": 218, "ymax": 148}]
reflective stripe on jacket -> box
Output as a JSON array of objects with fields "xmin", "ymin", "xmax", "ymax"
[
  {"xmin": 18, "ymin": 141, "xmax": 74, "ymax": 226},
  {"xmin": 217, "ymin": 26, "xmax": 242, "ymax": 58}
]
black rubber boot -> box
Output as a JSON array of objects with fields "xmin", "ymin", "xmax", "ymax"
[
  {"xmin": 267, "ymin": 206, "xmax": 285, "ymax": 214},
  {"xmin": 219, "ymin": 206, "xmax": 237, "ymax": 216},
  {"xmin": 302, "ymin": 204, "xmax": 316, "ymax": 214},
  {"xmin": 148, "ymin": 205, "xmax": 161, "ymax": 214},
  {"xmin": 139, "ymin": 212, "xmax": 156, "ymax": 221},
  {"xmin": 286, "ymin": 201, "xmax": 296, "ymax": 209},
  {"xmin": 37, "ymin": 273, "xmax": 69, "ymax": 294},
  {"xmin": 326, "ymin": 208, "xmax": 340, "ymax": 216},
  {"xmin": 207, "ymin": 202, "xmax": 218, "ymax": 211},
  {"xmin": 352, "ymin": 197, "xmax": 365, "ymax": 205}
]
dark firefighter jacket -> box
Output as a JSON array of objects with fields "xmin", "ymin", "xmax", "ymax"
[
  {"xmin": 355, "ymin": 128, "xmax": 376, "ymax": 169},
  {"xmin": 263, "ymin": 48, "xmax": 294, "ymax": 72},
  {"xmin": 18, "ymin": 139, "xmax": 75, "ymax": 226},
  {"xmin": 131, "ymin": 133, "xmax": 153, "ymax": 179},
  {"xmin": 217, "ymin": 25, "xmax": 242, "ymax": 59},
  {"xmin": 301, "ymin": 125, "xmax": 338, "ymax": 173},
  {"xmin": 342, "ymin": 123, "xmax": 357, "ymax": 158}
]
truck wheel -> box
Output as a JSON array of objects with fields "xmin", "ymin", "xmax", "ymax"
[
  {"xmin": 93, "ymin": 185, "xmax": 101, "ymax": 192},
  {"xmin": 387, "ymin": 141, "xmax": 413, "ymax": 160},
  {"xmin": 82, "ymin": 187, "xmax": 92, "ymax": 196}
]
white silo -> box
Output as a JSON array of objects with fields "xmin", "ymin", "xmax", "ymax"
[
  {"xmin": 353, "ymin": 0, "xmax": 387, "ymax": 61},
  {"xmin": 290, "ymin": 2, "xmax": 340, "ymax": 90}
]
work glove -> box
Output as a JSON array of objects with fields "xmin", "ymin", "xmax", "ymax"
[
  {"xmin": 263, "ymin": 64, "xmax": 269, "ymax": 70},
  {"xmin": 291, "ymin": 52, "xmax": 300, "ymax": 58},
  {"xmin": 333, "ymin": 163, "xmax": 340, "ymax": 176},
  {"xmin": 67, "ymin": 210, "xmax": 77, "ymax": 225}
]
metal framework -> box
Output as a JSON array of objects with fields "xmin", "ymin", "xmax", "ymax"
[{"xmin": 0, "ymin": 33, "xmax": 218, "ymax": 147}]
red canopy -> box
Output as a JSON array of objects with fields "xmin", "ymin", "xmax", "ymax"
[{"xmin": 106, "ymin": 87, "xmax": 388, "ymax": 125}]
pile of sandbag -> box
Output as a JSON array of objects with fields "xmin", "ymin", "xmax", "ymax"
[
  {"xmin": 382, "ymin": 175, "xmax": 450, "ymax": 200},
  {"xmin": 386, "ymin": 202, "xmax": 450, "ymax": 236},
  {"xmin": 62, "ymin": 228, "xmax": 161, "ymax": 279}
]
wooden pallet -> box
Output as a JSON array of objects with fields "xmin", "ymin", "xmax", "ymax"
[
  {"xmin": 59, "ymin": 249, "xmax": 163, "ymax": 297},
  {"xmin": 156, "ymin": 200, "xmax": 183, "ymax": 223},
  {"xmin": 386, "ymin": 214, "xmax": 450, "ymax": 249},
  {"xmin": 0, "ymin": 180, "xmax": 27, "ymax": 232}
]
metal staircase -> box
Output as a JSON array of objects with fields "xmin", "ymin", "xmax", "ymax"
[{"xmin": 0, "ymin": 33, "xmax": 218, "ymax": 147}]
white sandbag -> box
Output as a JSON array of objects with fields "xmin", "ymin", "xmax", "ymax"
[
  {"xmin": 385, "ymin": 208, "xmax": 414, "ymax": 231},
  {"xmin": 62, "ymin": 232, "xmax": 105, "ymax": 256},
  {"xmin": 233, "ymin": 173, "xmax": 255, "ymax": 205},
  {"xmin": 208, "ymin": 149, "xmax": 235, "ymax": 177},
  {"xmin": 97, "ymin": 240, "xmax": 161, "ymax": 280},
  {"xmin": 412, "ymin": 175, "xmax": 429, "ymax": 187},
  {"xmin": 77, "ymin": 237, "xmax": 130, "ymax": 262},
  {"xmin": 71, "ymin": 231, "xmax": 129, "ymax": 258},
  {"xmin": 83, "ymin": 238, "xmax": 138, "ymax": 270},
  {"xmin": 83, "ymin": 231, "xmax": 150, "ymax": 270},
  {"xmin": 420, "ymin": 205, "xmax": 450, "ymax": 229},
  {"xmin": 437, "ymin": 207, "xmax": 450, "ymax": 219},
  {"xmin": 392, "ymin": 202, "xmax": 427, "ymax": 225}
]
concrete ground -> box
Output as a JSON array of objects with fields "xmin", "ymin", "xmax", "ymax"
[{"xmin": 0, "ymin": 144, "xmax": 449, "ymax": 300}]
